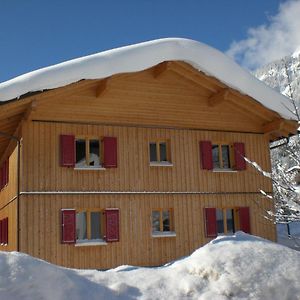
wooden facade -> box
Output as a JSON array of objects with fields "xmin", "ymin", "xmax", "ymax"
[{"xmin": 0, "ymin": 61, "xmax": 297, "ymax": 269}]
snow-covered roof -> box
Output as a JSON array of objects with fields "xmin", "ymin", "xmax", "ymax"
[{"xmin": 0, "ymin": 38, "xmax": 296, "ymax": 120}]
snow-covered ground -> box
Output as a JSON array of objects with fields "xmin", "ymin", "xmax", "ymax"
[{"xmin": 1, "ymin": 232, "xmax": 300, "ymax": 300}]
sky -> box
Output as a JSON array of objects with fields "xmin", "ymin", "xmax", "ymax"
[{"xmin": 1, "ymin": 0, "xmax": 300, "ymax": 83}]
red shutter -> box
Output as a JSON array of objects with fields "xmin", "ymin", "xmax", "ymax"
[
  {"xmin": 234, "ymin": 142, "xmax": 246, "ymax": 170},
  {"xmin": 239, "ymin": 207, "xmax": 251, "ymax": 234},
  {"xmin": 4, "ymin": 218, "xmax": 8, "ymax": 244},
  {"xmin": 204, "ymin": 208, "xmax": 217, "ymax": 238},
  {"xmin": 2, "ymin": 162, "xmax": 6, "ymax": 187},
  {"xmin": 200, "ymin": 141, "xmax": 213, "ymax": 170},
  {"xmin": 61, "ymin": 209, "xmax": 76, "ymax": 244},
  {"xmin": 0, "ymin": 219, "xmax": 2, "ymax": 244},
  {"xmin": 0, "ymin": 165, "xmax": 3, "ymax": 190},
  {"xmin": 3, "ymin": 159, "xmax": 8, "ymax": 186},
  {"xmin": 5, "ymin": 159, "xmax": 9, "ymax": 186},
  {"xmin": 105, "ymin": 209, "xmax": 119, "ymax": 242},
  {"xmin": 103, "ymin": 137, "xmax": 117, "ymax": 168},
  {"xmin": 60, "ymin": 135, "xmax": 75, "ymax": 167},
  {"xmin": 0, "ymin": 219, "xmax": 3, "ymax": 244}
]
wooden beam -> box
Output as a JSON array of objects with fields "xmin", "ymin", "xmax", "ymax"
[
  {"xmin": 229, "ymin": 94, "xmax": 274, "ymax": 122},
  {"xmin": 0, "ymin": 120, "xmax": 22, "ymax": 166},
  {"xmin": 95, "ymin": 79, "xmax": 108, "ymax": 98},
  {"xmin": 208, "ymin": 89, "xmax": 229, "ymax": 107},
  {"xmin": 23, "ymin": 100, "xmax": 37, "ymax": 121},
  {"xmin": 263, "ymin": 118, "xmax": 284, "ymax": 134},
  {"xmin": 169, "ymin": 66, "xmax": 217, "ymax": 93},
  {"xmin": 283, "ymin": 120, "xmax": 298, "ymax": 135},
  {"xmin": 172, "ymin": 62, "xmax": 221, "ymax": 93},
  {"xmin": 153, "ymin": 62, "xmax": 171, "ymax": 78}
]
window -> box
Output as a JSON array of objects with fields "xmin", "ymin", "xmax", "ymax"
[
  {"xmin": 204, "ymin": 207, "xmax": 250, "ymax": 238},
  {"xmin": 60, "ymin": 135, "xmax": 117, "ymax": 169},
  {"xmin": 76, "ymin": 210, "xmax": 105, "ymax": 242},
  {"xmin": 149, "ymin": 140, "xmax": 171, "ymax": 165},
  {"xmin": 75, "ymin": 138, "xmax": 101, "ymax": 168},
  {"xmin": 200, "ymin": 141, "xmax": 246, "ymax": 171},
  {"xmin": 152, "ymin": 209, "xmax": 175, "ymax": 236},
  {"xmin": 216, "ymin": 208, "xmax": 236, "ymax": 235},
  {"xmin": 61, "ymin": 208, "xmax": 119, "ymax": 244},
  {"xmin": 212, "ymin": 144, "xmax": 232, "ymax": 169}
]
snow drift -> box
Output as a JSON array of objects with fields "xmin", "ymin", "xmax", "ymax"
[
  {"xmin": 1, "ymin": 232, "xmax": 300, "ymax": 300},
  {"xmin": 0, "ymin": 38, "xmax": 296, "ymax": 120}
]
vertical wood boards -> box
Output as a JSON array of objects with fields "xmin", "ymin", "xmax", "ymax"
[
  {"xmin": 0, "ymin": 146, "xmax": 18, "ymax": 251},
  {"xmin": 19, "ymin": 193, "xmax": 276, "ymax": 269},
  {"xmin": 21, "ymin": 121, "xmax": 273, "ymax": 194},
  {"xmin": 18, "ymin": 121, "xmax": 276, "ymax": 269}
]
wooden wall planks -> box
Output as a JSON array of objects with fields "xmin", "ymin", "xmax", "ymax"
[
  {"xmin": 17, "ymin": 120, "xmax": 276, "ymax": 269},
  {"xmin": 28, "ymin": 68, "xmax": 269, "ymax": 134},
  {"xmin": 0, "ymin": 146, "xmax": 19, "ymax": 251},
  {"xmin": 21, "ymin": 121, "xmax": 273, "ymax": 194},
  {"xmin": 19, "ymin": 193, "xmax": 275, "ymax": 269},
  {"xmin": 0, "ymin": 63, "xmax": 279, "ymax": 267}
]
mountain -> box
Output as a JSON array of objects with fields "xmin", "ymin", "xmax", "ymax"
[{"xmin": 254, "ymin": 49, "xmax": 300, "ymax": 102}]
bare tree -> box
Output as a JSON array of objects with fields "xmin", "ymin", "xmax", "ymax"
[{"xmin": 245, "ymin": 57, "xmax": 300, "ymax": 246}]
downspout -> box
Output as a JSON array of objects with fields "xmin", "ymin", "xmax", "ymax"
[{"xmin": 0, "ymin": 131, "xmax": 21, "ymax": 252}]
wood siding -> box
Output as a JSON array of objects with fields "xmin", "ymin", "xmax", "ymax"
[
  {"xmin": 27, "ymin": 66, "xmax": 275, "ymax": 134},
  {"xmin": 18, "ymin": 120, "xmax": 276, "ymax": 268},
  {"xmin": 0, "ymin": 146, "xmax": 18, "ymax": 251},
  {"xmin": 19, "ymin": 193, "xmax": 275, "ymax": 269},
  {"xmin": 0, "ymin": 64, "xmax": 279, "ymax": 268},
  {"xmin": 21, "ymin": 121, "xmax": 272, "ymax": 193}
]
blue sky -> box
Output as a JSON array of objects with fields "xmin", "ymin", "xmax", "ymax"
[{"xmin": 0, "ymin": 0, "xmax": 296, "ymax": 82}]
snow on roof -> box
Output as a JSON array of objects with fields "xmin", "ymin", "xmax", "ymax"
[
  {"xmin": 1, "ymin": 232, "xmax": 300, "ymax": 299},
  {"xmin": 0, "ymin": 38, "xmax": 296, "ymax": 120}
]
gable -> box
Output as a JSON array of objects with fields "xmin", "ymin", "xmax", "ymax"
[
  {"xmin": 0, "ymin": 61, "xmax": 297, "ymax": 162},
  {"xmin": 24, "ymin": 61, "xmax": 297, "ymax": 134},
  {"xmin": 0, "ymin": 38, "xmax": 296, "ymax": 122}
]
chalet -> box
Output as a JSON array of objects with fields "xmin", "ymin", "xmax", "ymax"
[{"xmin": 0, "ymin": 38, "xmax": 297, "ymax": 269}]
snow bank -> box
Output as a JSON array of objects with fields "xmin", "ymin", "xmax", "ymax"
[
  {"xmin": 1, "ymin": 232, "xmax": 300, "ymax": 300},
  {"xmin": 0, "ymin": 38, "xmax": 296, "ymax": 120}
]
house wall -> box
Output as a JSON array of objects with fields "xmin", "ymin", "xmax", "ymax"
[
  {"xmin": 21, "ymin": 121, "xmax": 272, "ymax": 193},
  {"xmin": 0, "ymin": 146, "xmax": 19, "ymax": 251},
  {"xmin": 11, "ymin": 65, "xmax": 279, "ymax": 268},
  {"xmin": 18, "ymin": 120, "xmax": 275, "ymax": 268},
  {"xmin": 19, "ymin": 193, "xmax": 275, "ymax": 269},
  {"xmin": 28, "ymin": 65, "xmax": 272, "ymax": 134}
]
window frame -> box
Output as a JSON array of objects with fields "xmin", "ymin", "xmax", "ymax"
[
  {"xmin": 212, "ymin": 142, "xmax": 234, "ymax": 171},
  {"xmin": 149, "ymin": 139, "xmax": 172, "ymax": 166},
  {"xmin": 75, "ymin": 208, "xmax": 107, "ymax": 245},
  {"xmin": 74, "ymin": 136, "xmax": 104, "ymax": 170},
  {"xmin": 151, "ymin": 208, "xmax": 176, "ymax": 237},
  {"xmin": 216, "ymin": 207, "xmax": 240, "ymax": 235}
]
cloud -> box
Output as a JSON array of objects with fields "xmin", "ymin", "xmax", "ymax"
[{"xmin": 226, "ymin": 0, "xmax": 300, "ymax": 70}]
